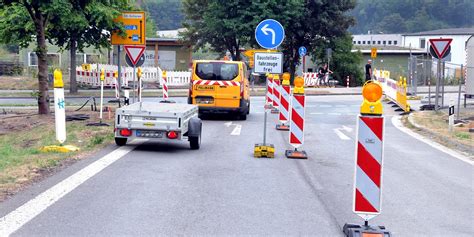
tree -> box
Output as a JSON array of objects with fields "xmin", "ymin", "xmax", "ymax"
[
  {"xmin": 145, "ymin": 0, "xmax": 184, "ymax": 31},
  {"xmin": 0, "ymin": 0, "xmax": 69, "ymax": 114},
  {"xmin": 182, "ymin": 0, "xmax": 253, "ymax": 61},
  {"xmin": 48, "ymin": 0, "xmax": 129, "ymax": 93}
]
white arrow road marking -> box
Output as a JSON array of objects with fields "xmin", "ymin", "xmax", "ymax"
[
  {"xmin": 334, "ymin": 128, "xmax": 351, "ymax": 140},
  {"xmin": 231, "ymin": 124, "xmax": 242, "ymax": 136},
  {"xmin": 261, "ymin": 24, "xmax": 276, "ymax": 45},
  {"xmin": 342, "ymin": 125, "xmax": 353, "ymax": 133},
  {"xmin": 224, "ymin": 121, "xmax": 233, "ymax": 127},
  {"xmin": 0, "ymin": 139, "xmax": 147, "ymax": 236}
]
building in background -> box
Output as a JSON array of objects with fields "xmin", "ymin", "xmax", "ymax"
[
  {"xmin": 401, "ymin": 27, "xmax": 474, "ymax": 66},
  {"xmin": 353, "ymin": 34, "xmax": 402, "ymax": 47}
]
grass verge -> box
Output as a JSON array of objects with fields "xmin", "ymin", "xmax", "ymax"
[{"xmin": 0, "ymin": 110, "xmax": 115, "ymax": 201}]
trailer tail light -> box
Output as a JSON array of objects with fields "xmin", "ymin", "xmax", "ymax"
[
  {"xmin": 167, "ymin": 131, "xmax": 178, "ymax": 139},
  {"xmin": 120, "ymin": 128, "xmax": 132, "ymax": 137}
]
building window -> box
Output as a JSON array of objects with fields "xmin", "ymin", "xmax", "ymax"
[
  {"xmin": 358, "ymin": 41, "xmax": 361, "ymax": 44},
  {"xmin": 86, "ymin": 54, "xmax": 100, "ymax": 64},
  {"xmin": 353, "ymin": 41, "xmax": 356, "ymax": 44},
  {"xmin": 372, "ymin": 41, "xmax": 376, "ymax": 44},
  {"xmin": 394, "ymin": 40, "xmax": 398, "ymax": 45},
  {"xmin": 28, "ymin": 52, "xmax": 61, "ymax": 67},
  {"xmin": 383, "ymin": 41, "xmax": 386, "ymax": 45},
  {"xmin": 377, "ymin": 41, "xmax": 381, "ymax": 44},
  {"xmin": 420, "ymin": 38, "xmax": 426, "ymax": 48},
  {"xmin": 388, "ymin": 41, "xmax": 392, "ymax": 45},
  {"xmin": 362, "ymin": 41, "xmax": 366, "ymax": 44}
]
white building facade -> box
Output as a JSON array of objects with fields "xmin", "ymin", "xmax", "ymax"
[
  {"xmin": 401, "ymin": 28, "xmax": 474, "ymax": 66},
  {"xmin": 352, "ymin": 34, "xmax": 402, "ymax": 46}
]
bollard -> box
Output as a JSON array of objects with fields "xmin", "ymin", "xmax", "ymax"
[
  {"xmin": 40, "ymin": 70, "xmax": 79, "ymax": 153},
  {"xmin": 448, "ymin": 99, "xmax": 454, "ymax": 132},
  {"xmin": 277, "ymin": 73, "xmax": 291, "ymax": 131},
  {"xmin": 271, "ymin": 74, "xmax": 280, "ymax": 114},
  {"xmin": 137, "ymin": 67, "xmax": 142, "ymax": 102},
  {"xmin": 346, "ymin": 76, "xmax": 350, "ymax": 88},
  {"xmin": 162, "ymin": 70, "xmax": 169, "ymax": 99},
  {"xmin": 343, "ymin": 81, "xmax": 391, "ymax": 236},
  {"xmin": 285, "ymin": 76, "xmax": 308, "ymax": 159}
]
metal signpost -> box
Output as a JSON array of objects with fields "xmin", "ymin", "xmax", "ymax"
[
  {"xmin": 253, "ymin": 19, "xmax": 285, "ymax": 158},
  {"xmin": 299, "ymin": 46, "xmax": 307, "ymax": 74},
  {"xmin": 429, "ymin": 38, "xmax": 453, "ymax": 110},
  {"xmin": 111, "ymin": 11, "xmax": 146, "ymax": 104},
  {"xmin": 124, "ymin": 45, "xmax": 146, "ymax": 104}
]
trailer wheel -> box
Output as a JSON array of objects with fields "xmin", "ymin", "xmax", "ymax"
[
  {"xmin": 115, "ymin": 137, "xmax": 127, "ymax": 146},
  {"xmin": 189, "ymin": 134, "xmax": 200, "ymax": 150}
]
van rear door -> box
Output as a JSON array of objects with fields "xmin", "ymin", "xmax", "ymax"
[{"xmin": 193, "ymin": 62, "xmax": 241, "ymax": 108}]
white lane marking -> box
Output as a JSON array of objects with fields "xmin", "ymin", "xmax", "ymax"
[
  {"xmin": 342, "ymin": 125, "xmax": 353, "ymax": 133},
  {"xmin": 310, "ymin": 112, "xmax": 324, "ymax": 115},
  {"xmin": 230, "ymin": 124, "xmax": 242, "ymax": 136},
  {"xmin": 391, "ymin": 116, "xmax": 473, "ymax": 165},
  {"xmin": 334, "ymin": 128, "xmax": 351, "ymax": 140},
  {"xmin": 328, "ymin": 113, "xmax": 341, "ymax": 115},
  {"xmin": 224, "ymin": 121, "xmax": 233, "ymax": 127},
  {"xmin": 0, "ymin": 139, "xmax": 146, "ymax": 236}
]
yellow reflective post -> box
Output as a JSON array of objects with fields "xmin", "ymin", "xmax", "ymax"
[
  {"xmin": 360, "ymin": 81, "xmax": 383, "ymax": 115},
  {"xmin": 54, "ymin": 69, "xmax": 64, "ymax": 88},
  {"xmin": 113, "ymin": 71, "xmax": 118, "ymax": 78},
  {"xmin": 137, "ymin": 67, "xmax": 142, "ymax": 78},
  {"xmin": 294, "ymin": 76, "xmax": 305, "ymax": 94},
  {"xmin": 100, "ymin": 69, "xmax": 105, "ymax": 81}
]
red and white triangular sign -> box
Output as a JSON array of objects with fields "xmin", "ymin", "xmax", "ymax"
[
  {"xmin": 124, "ymin": 45, "xmax": 146, "ymax": 66},
  {"xmin": 429, "ymin": 38, "xmax": 452, "ymax": 59}
]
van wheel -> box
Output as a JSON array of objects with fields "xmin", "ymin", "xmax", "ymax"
[
  {"xmin": 238, "ymin": 113, "xmax": 247, "ymax": 120},
  {"xmin": 190, "ymin": 134, "xmax": 201, "ymax": 150},
  {"xmin": 115, "ymin": 137, "xmax": 127, "ymax": 146}
]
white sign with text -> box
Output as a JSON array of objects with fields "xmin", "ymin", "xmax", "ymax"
[{"xmin": 254, "ymin": 52, "xmax": 283, "ymax": 74}]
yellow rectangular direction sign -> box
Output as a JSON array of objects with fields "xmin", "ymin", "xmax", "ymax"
[
  {"xmin": 111, "ymin": 11, "xmax": 146, "ymax": 45},
  {"xmin": 371, "ymin": 48, "xmax": 377, "ymax": 58}
]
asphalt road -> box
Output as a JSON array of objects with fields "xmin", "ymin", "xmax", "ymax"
[{"xmin": 0, "ymin": 95, "xmax": 472, "ymax": 236}]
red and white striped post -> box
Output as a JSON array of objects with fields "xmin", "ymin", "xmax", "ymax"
[
  {"xmin": 286, "ymin": 76, "xmax": 307, "ymax": 159},
  {"xmin": 346, "ymin": 76, "xmax": 350, "ymax": 88},
  {"xmin": 266, "ymin": 74, "xmax": 273, "ymax": 109},
  {"xmin": 271, "ymin": 75, "xmax": 280, "ymax": 113},
  {"xmin": 277, "ymin": 73, "xmax": 290, "ymax": 130},
  {"xmin": 343, "ymin": 82, "xmax": 391, "ymax": 236},
  {"xmin": 162, "ymin": 70, "xmax": 168, "ymax": 99}
]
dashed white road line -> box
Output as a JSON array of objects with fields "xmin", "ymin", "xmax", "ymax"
[
  {"xmin": 328, "ymin": 113, "xmax": 341, "ymax": 115},
  {"xmin": 0, "ymin": 139, "xmax": 146, "ymax": 236},
  {"xmin": 334, "ymin": 128, "xmax": 351, "ymax": 140},
  {"xmin": 231, "ymin": 124, "xmax": 242, "ymax": 136},
  {"xmin": 391, "ymin": 116, "xmax": 473, "ymax": 165}
]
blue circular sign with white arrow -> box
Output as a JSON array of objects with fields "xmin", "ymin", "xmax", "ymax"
[
  {"xmin": 255, "ymin": 19, "xmax": 285, "ymax": 49},
  {"xmin": 298, "ymin": 46, "xmax": 307, "ymax": 57}
]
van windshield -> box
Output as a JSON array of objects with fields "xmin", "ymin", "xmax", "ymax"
[{"xmin": 195, "ymin": 62, "xmax": 239, "ymax": 81}]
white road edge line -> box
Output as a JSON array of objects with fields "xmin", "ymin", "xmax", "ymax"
[
  {"xmin": 391, "ymin": 116, "xmax": 473, "ymax": 165},
  {"xmin": 333, "ymin": 128, "xmax": 351, "ymax": 140},
  {"xmin": 231, "ymin": 124, "xmax": 242, "ymax": 136},
  {"xmin": 0, "ymin": 139, "xmax": 147, "ymax": 236}
]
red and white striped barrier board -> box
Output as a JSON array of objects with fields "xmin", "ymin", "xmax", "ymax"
[
  {"xmin": 353, "ymin": 116, "xmax": 384, "ymax": 218},
  {"xmin": 273, "ymin": 79, "xmax": 280, "ymax": 110},
  {"xmin": 163, "ymin": 75, "xmax": 168, "ymax": 99},
  {"xmin": 279, "ymin": 83, "xmax": 290, "ymax": 124},
  {"xmin": 304, "ymin": 73, "xmax": 318, "ymax": 87},
  {"xmin": 192, "ymin": 80, "xmax": 240, "ymax": 86},
  {"xmin": 266, "ymin": 76, "xmax": 273, "ymax": 106},
  {"xmin": 289, "ymin": 94, "xmax": 305, "ymax": 147}
]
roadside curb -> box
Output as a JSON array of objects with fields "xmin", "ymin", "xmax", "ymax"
[{"xmin": 406, "ymin": 113, "xmax": 473, "ymax": 157}]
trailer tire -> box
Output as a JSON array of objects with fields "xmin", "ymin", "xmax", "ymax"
[
  {"xmin": 115, "ymin": 137, "xmax": 127, "ymax": 146},
  {"xmin": 190, "ymin": 134, "xmax": 200, "ymax": 150},
  {"xmin": 188, "ymin": 117, "xmax": 202, "ymax": 150}
]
